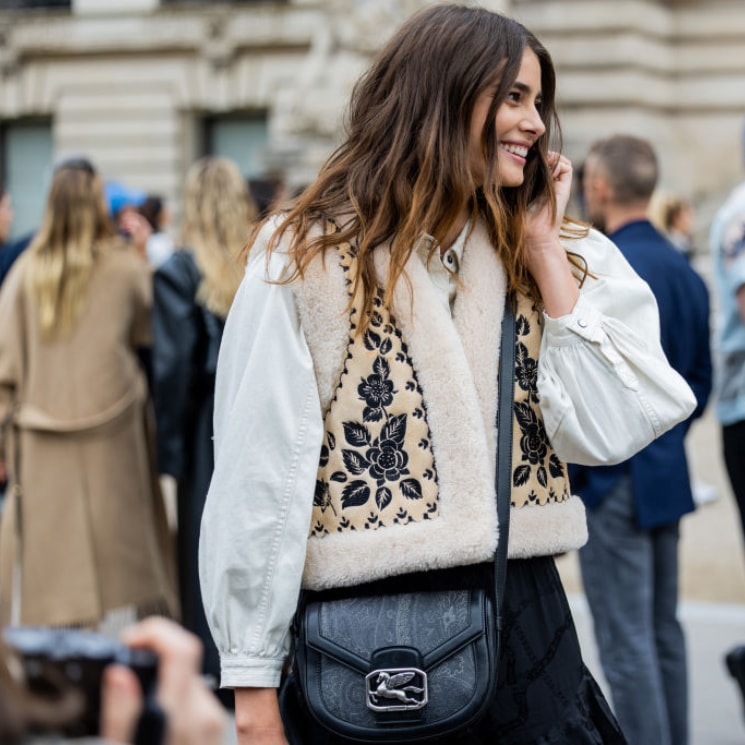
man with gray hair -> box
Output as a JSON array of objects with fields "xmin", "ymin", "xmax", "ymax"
[{"xmin": 570, "ymin": 134, "xmax": 712, "ymax": 745}]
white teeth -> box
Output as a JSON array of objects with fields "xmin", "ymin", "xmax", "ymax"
[{"xmin": 501, "ymin": 143, "xmax": 528, "ymax": 158}]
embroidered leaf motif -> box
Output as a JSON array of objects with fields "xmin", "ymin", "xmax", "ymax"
[
  {"xmin": 313, "ymin": 480, "xmax": 327, "ymax": 508},
  {"xmin": 343, "ymin": 421, "xmax": 371, "ymax": 448},
  {"xmin": 327, "ymin": 432, "xmax": 336, "ymax": 450},
  {"xmin": 379, "ymin": 337, "xmax": 393, "ymax": 356},
  {"xmin": 516, "ymin": 315, "xmax": 531, "ymax": 336},
  {"xmin": 364, "ymin": 329, "xmax": 381, "ymax": 351},
  {"xmin": 341, "ymin": 480, "xmax": 371, "ymax": 508},
  {"xmin": 362, "ymin": 406, "xmax": 385, "ymax": 423},
  {"xmin": 319, "ymin": 444, "xmax": 329, "ymax": 468},
  {"xmin": 549, "ymin": 454, "xmax": 564, "ymax": 478},
  {"xmin": 373, "ymin": 356, "xmax": 390, "ymax": 379},
  {"xmin": 330, "ymin": 472, "xmax": 348, "ymax": 483},
  {"xmin": 400, "ymin": 478, "xmax": 423, "ymax": 500},
  {"xmin": 537, "ymin": 466, "xmax": 548, "ymax": 488},
  {"xmin": 371, "ymin": 311, "xmax": 383, "ymax": 328},
  {"xmin": 513, "ymin": 465, "xmax": 531, "ymax": 487},
  {"xmin": 381, "ymin": 413, "xmax": 407, "ymax": 446},
  {"xmin": 342, "ymin": 449, "xmax": 370, "ymax": 475},
  {"xmin": 513, "ymin": 401, "xmax": 538, "ymax": 431},
  {"xmin": 376, "ymin": 486, "xmax": 392, "ymax": 510}
]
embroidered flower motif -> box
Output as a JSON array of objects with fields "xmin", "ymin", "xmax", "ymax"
[
  {"xmin": 366, "ymin": 414, "xmax": 410, "ymax": 484},
  {"xmin": 358, "ymin": 357, "xmax": 396, "ymax": 422},
  {"xmin": 514, "ymin": 401, "xmax": 548, "ymax": 465},
  {"xmin": 515, "ymin": 341, "xmax": 539, "ymax": 403}
]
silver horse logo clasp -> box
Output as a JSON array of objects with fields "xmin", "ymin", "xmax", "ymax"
[{"xmin": 365, "ymin": 667, "xmax": 428, "ymax": 712}]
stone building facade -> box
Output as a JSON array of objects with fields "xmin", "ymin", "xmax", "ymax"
[{"xmin": 0, "ymin": 0, "xmax": 743, "ymax": 239}]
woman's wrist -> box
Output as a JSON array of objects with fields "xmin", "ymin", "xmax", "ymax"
[
  {"xmin": 527, "ymin": 242, "xmax": 579, "ymax": 318},
  {"xmin": 234, "ymin": 687, "xmax": 285, "ymax": 734}
]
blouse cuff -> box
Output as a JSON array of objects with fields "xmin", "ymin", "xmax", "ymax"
[
  {"xmin": 220, "ymin": 654, "xmax": 285, "ymax": 689},
  {"xmin": 542, "ymin": 294, "xmax": 604, "ymax": 346}
]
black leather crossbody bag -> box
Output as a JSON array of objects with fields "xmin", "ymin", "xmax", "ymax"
[{"xmin": 290, "ymin": 297, "xmax": 516, "ymax": 743}]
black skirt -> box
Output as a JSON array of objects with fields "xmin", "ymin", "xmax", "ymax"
[{"xmin": 280, "ymin": 556, "xmax": 627, "ymax": 744}]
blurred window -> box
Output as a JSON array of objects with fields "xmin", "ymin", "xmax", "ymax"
[
  {"xmin": 162, "ymin": 1, "xmax": 285, "ymax": 4},
  {"xmin": 0, "ymin": 119, "xmax": 54, "ymax": 241},
  {"xmin": 204, "ymin": 113, "xmax": 269, "ymax": 179},
  {"xmin": 0, "ymin": 0, "xmax": 70, "ymax": 8}
]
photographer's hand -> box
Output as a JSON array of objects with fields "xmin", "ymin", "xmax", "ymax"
[{"xmin": 100, "ymin": 617, "xmax": 226, "ymax": 745}]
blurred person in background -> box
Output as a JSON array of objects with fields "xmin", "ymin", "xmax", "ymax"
[
  {"xmin": 649, "ymin": 192, "xmax": 697, "ymax": 261},
  {"xmin": 152, "ymin": 156, "xmax": 257, "ymax": 707},
  {"xmin": 0, "ymin": 156, "xmax": 178, "ymax": 630},
  {"xmin": 140, "ymin": 194, "xmax": 175, "ymax": 269},
  {"xmin": 106, "ymin": 180, "xmax": 153, "ymax": 261},
  {"xmin": 572, "ymin": 135, "xmax": 711, "ymax": 745},
  {"xmin": 709, "ymin": 132, "xmax": 745, "ymax": 717},
  {"xmin": 0, "ymin": 182, "xmax": 35, "ymax": 288}
]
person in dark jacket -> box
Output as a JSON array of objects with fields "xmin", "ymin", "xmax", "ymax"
[
  {"xmin": 152, "ymin": 156, "xmax": 257, "ymax": 707},
  {"xmin": 0, "ymin": 183, "xmax": 34, "ymax": 288},
  {"xmin": 571, "ymin": 135, "xmax": 712, "ymax": 745}
]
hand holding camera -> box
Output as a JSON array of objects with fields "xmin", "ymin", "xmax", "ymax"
[
  {"xmin": 4, "ymin": 616, "xmax": 226, "ymax": 745},
  {"xmin": 101, "ymin": 617, "xmax": 226, "ymax": 745}
]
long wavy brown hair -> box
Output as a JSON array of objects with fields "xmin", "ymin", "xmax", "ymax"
[
  {"xmin": 182, "ymin": 157, "xmax": 257, "ymax": 319},
  {"xmin": 25, "ymin": 159, "xmax": 116, "ymax": 340},
  {"xmin": 251, "ymin": 4, "xmax": 584, "ymax": 327}
]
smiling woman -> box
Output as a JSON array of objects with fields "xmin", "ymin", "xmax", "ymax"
[{"xmin": 198, "ymin": 5, "xmax": 696, "ymax": 744}]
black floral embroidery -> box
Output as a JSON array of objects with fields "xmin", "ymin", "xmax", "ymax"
[
  {"xmin": 313, "ymin": 480, "xmax": 337, "ymax": 515},
  {"xmin": 509, "ymin": 301, "xmax": 570, "ymax": 505},
  {"xmin": 366, "ymin": 414, "xmax": 409, "ymax": 484},
  {"xmin": 358, "ymin": 357, "xmax": 396, "ymax": 422},
  {"xmin": 515, "ymin": 313, "xmax": 539, "ymax": 404},
  {"xmin": 313, "ymin": 241, "xmax": 438, "ymax": 533},
  {"xmin": 328, "ymin": 413, "xmax": 418, "ymax": 510},
  {"xmin": 514, "ymin": 401, "xmax": 548, "ymax": 466}
]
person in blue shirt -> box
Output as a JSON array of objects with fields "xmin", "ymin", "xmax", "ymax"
[
  {"xmin": 709, "ymin": 138, "xmax": 745, "ymax": 717},
  {"xmin": 571, "ymin": 135, "xmax": 712, "ymax": 745}
]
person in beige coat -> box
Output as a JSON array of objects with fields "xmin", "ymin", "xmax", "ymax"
[{"xmin": 0, "ymin": 156, "xmax": 177, "ymax": 628}]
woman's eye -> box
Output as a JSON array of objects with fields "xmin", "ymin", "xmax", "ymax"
[{"xmin": 507, "ymin": 91, "xmax": 521, "ymax": 103}]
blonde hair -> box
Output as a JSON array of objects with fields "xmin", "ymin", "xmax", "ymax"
[
  {"xmin": 25, "ymin": 161, "xmax": 115, "ymax": 340},
  {"xmin": 181, "ymin": 157, "xmax": 257, "ymax": 318},
  {"xmin": 648, "ymin": 191, "xmax": 692, "ymax": 234}
]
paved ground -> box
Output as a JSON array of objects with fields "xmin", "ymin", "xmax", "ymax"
[{"xmin": 557, "ymin": 406, "xmax": 745, "ymax": 744}]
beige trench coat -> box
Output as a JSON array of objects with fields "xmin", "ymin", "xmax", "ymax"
[{"xmin": 0, "ymin": 242, "xmax": 178, "ymax": 627}]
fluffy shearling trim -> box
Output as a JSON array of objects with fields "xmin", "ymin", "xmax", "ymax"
[
  {"xmin": 302, "ymin": 227, "xmax": 505, "ymax": 590},
  {"xmin": 452, "ymin": 220, "xmax": 506, "ymax": 472},
  {"xmin": 292, "ymin": 242, "xmax": 350, "ymax": 412},
  {"xmin": 507, "ymin": 495, "xmax": 588, "ymax": 559}
]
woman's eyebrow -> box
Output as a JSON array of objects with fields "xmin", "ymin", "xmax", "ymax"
[{"xmin": 512, "ymin": 81, "xmax": 541, "ymax": 97}]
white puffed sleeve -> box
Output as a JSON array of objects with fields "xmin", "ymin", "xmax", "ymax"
[
  {"xmin": 198, "ymin": 225, "xmax": 324, "ymax": 688},
  {"xmin": 538, "ymin": 229, "xmax": 696, "ymax": 466}
]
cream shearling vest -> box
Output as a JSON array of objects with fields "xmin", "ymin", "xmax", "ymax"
[{"xmin": 294, "ymin": 220, "xmax": 587, "ymax": 591}]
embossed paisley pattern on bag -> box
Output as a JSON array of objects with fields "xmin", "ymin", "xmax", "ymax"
[
  {"xmin": 311, "ymin": 242, "xmax": 439, "ymax": 537},
  {"xmin": 511, "ymin": 292, "xmax": 570, "ymax": 508}
]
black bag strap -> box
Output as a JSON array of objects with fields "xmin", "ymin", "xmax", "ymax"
[{"xmin": 494, "ymin": 294, "xmax": 515, "ymax": 629}]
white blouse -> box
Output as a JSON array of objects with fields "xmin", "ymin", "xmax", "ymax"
[{"xmin": 198, "ymin": 225, "xmax": 695, "ymax": 689}]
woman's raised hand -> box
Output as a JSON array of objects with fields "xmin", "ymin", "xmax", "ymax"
[{"xmin": 523, "ymin": 152, "xmax": 579, "ymax": 318}]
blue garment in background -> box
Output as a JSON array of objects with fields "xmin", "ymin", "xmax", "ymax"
[{"xmin": 569, "ymin": 219, "xmax": 712, "ymax": 528}]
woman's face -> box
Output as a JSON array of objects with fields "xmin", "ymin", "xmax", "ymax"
[{"xmin": 469, "ymin": 48, "xmax": 546, "ymax": 188}]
